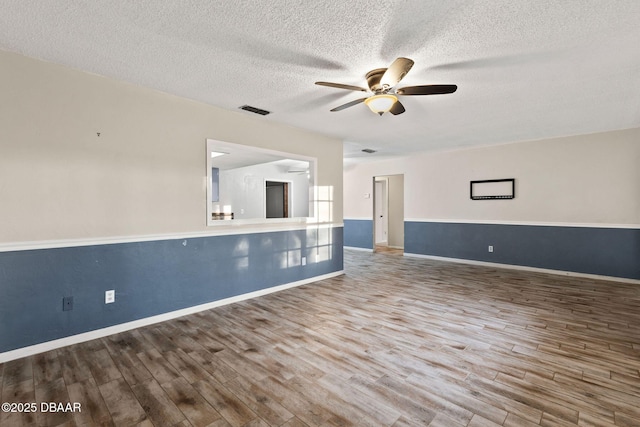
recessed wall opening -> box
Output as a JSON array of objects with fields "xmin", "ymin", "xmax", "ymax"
[
  {"xmin": 373, "ymin": 174, "xmax": 404, "ymax": 254},
  {"xmin": 206, "ymin": 138, "xmax": 316, "ymax": 225}
]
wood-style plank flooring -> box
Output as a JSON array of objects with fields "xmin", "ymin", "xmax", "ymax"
[
  {"xmin": 2, "ymin": 249, "xmax": 639, "ymax": 426},
  {"xmin": 374, "ymin": 245, "xmax": 404, "ymax": 256}
]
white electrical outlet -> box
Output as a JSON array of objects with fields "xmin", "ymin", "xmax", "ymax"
[
  {"xmin": 105, "ymin": 290, "xmax": 115, "ymax": 304},
  {"xmin": 302, "ymin": 257, "xmax": 307, "ymax": 266},
  {"xmin": 488, "ymin": 245, "xmax": 494, "ymax": 253}
]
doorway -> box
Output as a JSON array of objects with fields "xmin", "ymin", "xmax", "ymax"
[
  {"xmin": 373, "ymin": 174, "xmax": 404, "ymax": 253},
  {"xmin": 374, "ymin": 178, "xmax": 388, "ymax": 245},
  {"xmin": 265, "ymin": 181, "xmax": 290, "ymax": 218}
]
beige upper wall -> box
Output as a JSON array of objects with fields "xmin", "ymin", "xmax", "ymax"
[
  {"xmin": 0, "ymin": 50, "xmax": 343, "ymax": 243},
  {"xmin": 344, "ymin": 127, "xmax": 640, "ymax": 225}
]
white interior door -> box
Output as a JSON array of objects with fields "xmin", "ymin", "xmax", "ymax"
[{"xmin": 374, "ymin": 179, "xmax": 388, "ymax": 245}]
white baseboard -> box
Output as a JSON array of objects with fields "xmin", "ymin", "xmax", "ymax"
[
  {"xmin": 0, "ymin": 270, "xmax": 344, "ymax": 363},
  {"xmin": 403, "ymin": 253, "xmax": 640, "ymax": 285}
]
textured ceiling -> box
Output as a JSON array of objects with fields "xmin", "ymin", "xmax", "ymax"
[{"xmin": 2, "ymin": 1, "xmax": 640, "ymax": 161}]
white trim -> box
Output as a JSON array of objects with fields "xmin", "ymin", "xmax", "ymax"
[
  {"xmin": 0, "ymin": 270, "xmax": 344, "ymax": 363},
  {"xmin": 403, "ymin": 218, "xmax": 640, "ymax": 229},
  {"xmin": 345, "ymin": 217, "xmax": 640, "ymax": 229},
  {"xmin": 0, "ymin": 222, "xmax": 344, "ymax": 253},
  {"xmin": 403, "ymin": 253, "xmax": 640, "ymax": 285},
  {"xmin": 344, "ymin": 245, "xmax": 374, "ymax": 252}
]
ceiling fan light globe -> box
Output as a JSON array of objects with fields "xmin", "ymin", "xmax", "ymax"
[{"xmin": 364, "ymin": 94, "xmax": 398, "ymax": 115}]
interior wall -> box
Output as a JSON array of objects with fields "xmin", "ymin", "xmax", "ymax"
[
  {"xmin": 406, "ymin": 130, "xmax": 639, "ymax": 224},
  {"xmin": 0, "ymin": 49, "xmax": 342, "ymax": 243},
  {"xmin": 0, "ymin": 49, "xmax": 344, "ymax": 358},
  {"xmin": 345, "ymin": 128, "xmax": 639, "ymax": 225},
  {"xmin": 344, "ymin": 128, "xmax": 640, "ymax": 279}
]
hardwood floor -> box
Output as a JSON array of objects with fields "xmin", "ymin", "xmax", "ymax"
[
  {"xmin": 2, "ymin": 249, "xmax": 639, "ymax": 426},
  {"xmin": 374, "ymin": 245, "xmax": 404, "ymax": 256}
]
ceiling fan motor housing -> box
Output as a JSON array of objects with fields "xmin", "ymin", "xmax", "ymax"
[{"xmin": 366, "ymin": 68, "xmax": 388, "ymax": 93}]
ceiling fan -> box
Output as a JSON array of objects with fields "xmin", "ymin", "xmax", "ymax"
[{"xmin": 315, "ymin": 57, "xmax": 457, "ymax": 116}]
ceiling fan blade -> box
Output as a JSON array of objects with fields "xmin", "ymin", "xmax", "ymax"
[
  {"xmin": 315, "ymin": 81, "xmax": 368, "ymax": 92},
  {"xmin": 380, "ymin": 57, "xmax": 414, "ymax": 88},
  {"xmin": 396, "ymin": 84, "xmax": 457, "ymax": 95},
  {"xmin": 389, "ymin": 100, "xmax": 405, "ymax": 115},
  {"xmin": 330, "ymin": 97, "xmax": 368, "ymax": 112}
]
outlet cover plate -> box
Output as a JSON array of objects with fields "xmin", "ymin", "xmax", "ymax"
[
  {"xmin": 63, "ymin": 296, "xmax": 73, "ymax": 311},
  {"xmin": 105, "ymin": 290, "xmax": 115, "ymax": 304}
]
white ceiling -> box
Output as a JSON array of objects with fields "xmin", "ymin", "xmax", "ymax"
[{"xmin": 2, "ymin": 1, "xmax": 640, "ymax": 162}]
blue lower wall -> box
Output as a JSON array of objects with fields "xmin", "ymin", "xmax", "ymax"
[
  {"xmin": 344, "ymin": 219, "xmax": 373, "ymax": 249},
  {"xmin": 405, "ymin": 221, "xmax": 639, "ymax": 280},
  {"xmin": 0, "ymin": 227, "xmax": 343, "ymax": 353}
]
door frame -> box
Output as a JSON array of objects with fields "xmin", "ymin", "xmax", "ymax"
[{"xmin": 372, "ymin": 174, "xmax": 405, "ymax": 252}]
